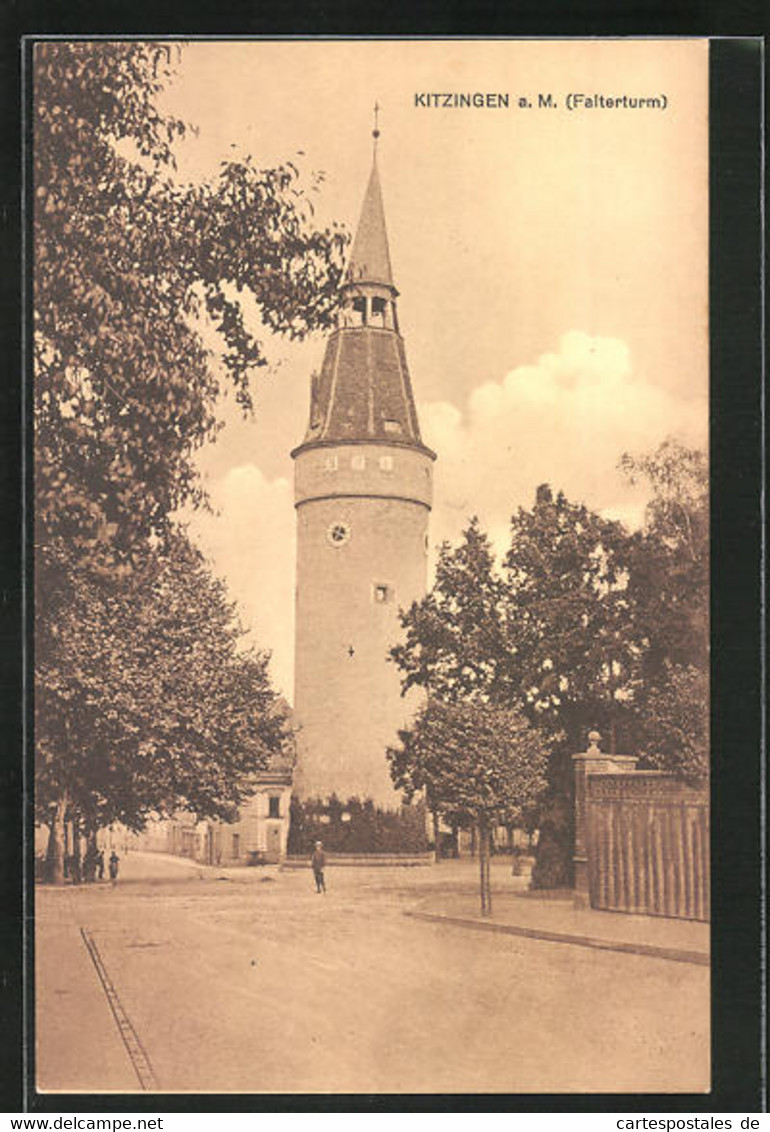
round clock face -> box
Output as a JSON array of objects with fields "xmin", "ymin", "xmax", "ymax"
[{"xmin": 327, "ymin": 521, "xmax": 351, "ymax": 547}]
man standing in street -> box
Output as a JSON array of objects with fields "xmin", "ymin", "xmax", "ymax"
[{"xmin": 311, "ymin": 841, "xmax": 326, "ymax": 893}]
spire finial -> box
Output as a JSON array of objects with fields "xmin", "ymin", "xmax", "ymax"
[{"xmin": 372, "ymin": 101, "xmax": 381, "ymax": 152}]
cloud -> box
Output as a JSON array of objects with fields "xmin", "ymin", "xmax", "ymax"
[
  {"xmin": 189, "ymin": 464, "xmax": 296, "ymax": 699},
  {"xmin": 420, "ymin": 330, "xmax": 706, "ymax": 558}
]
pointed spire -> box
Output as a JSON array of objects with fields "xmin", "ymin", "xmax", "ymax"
[{"xmin": 346, "ymin": 152, "xmax": 395, "ymax": 289}]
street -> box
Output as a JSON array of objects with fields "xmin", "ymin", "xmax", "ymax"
[{"xmin": 36, "ymin": 852, "xmax": 709, "ymax": 1095}]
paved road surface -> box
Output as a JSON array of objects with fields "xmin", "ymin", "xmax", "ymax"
[{"xmin": 37, "ymin": 852, "xmax": 709, "ymax": 1095}]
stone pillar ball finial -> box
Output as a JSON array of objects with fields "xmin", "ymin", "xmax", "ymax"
[{"xmin": 587, "ymin": 730, "xmax": 602, "ymax": 751}]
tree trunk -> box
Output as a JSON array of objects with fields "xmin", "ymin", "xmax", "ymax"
[
  {"xmin": 432, "ymin": 808, "xmax": 440, "ymax": 863},
  {"xmin": 71, "ymin": 816, "xmax": 82, "ymax": 883},
  {"xmin": 478, "ymin": 821, "xmax": 492, "ymax": 917},
  {"xmin": 46, "ymin": 793, "xmax": 68, "ymax": 886}
]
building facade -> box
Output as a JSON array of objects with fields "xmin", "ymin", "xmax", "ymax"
[
  {"xmin": 135, "ymin": 759, "xmax": 294, "ymax": 866},
  {"xmin": 292, "ymin": 148, "xmax": 435, "ymax": 808}
]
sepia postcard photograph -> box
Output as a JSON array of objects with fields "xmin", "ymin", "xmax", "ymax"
[{"xmin": 29, "ymin": 37, "xmax": 718, "ymax": 1099}]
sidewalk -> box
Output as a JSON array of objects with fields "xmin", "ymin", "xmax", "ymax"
[{"xmin": 409, "ymin": 879, "xmax": 710, "ymax": 966}]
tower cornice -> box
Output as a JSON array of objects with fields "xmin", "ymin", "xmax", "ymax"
[{"xmin": 291, "ymin": 436, "xmax": 437, "ymax": 462}]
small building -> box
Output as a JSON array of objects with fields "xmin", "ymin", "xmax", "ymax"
[
  {"xmin": 134, "ymin": 751, "xmax": 294, "ymax": 866},
  {"xmin": 202, "ymin": 757, "xmax": 293, "ymax": 866}
]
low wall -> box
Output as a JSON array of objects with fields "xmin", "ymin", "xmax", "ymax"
[{"xmin": 284, "ymin": 852, "xmax": 434, "ymax": 868}]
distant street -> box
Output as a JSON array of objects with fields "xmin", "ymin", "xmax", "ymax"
[{"xmin": 37, "ymin": 852, "xmax": 709, "ymax": 1095}]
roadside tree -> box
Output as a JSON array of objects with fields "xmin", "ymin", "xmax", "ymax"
[
  {"xmin": 36, "ymin": 531, "xmax": 287, "ymax": 882},
  {"xmin": 34, "ymin": 41, "xmax": 346, "ymax": 879},
  {"xmin": 388, "ymin": 698, "xmax": 549, "ymax": 915}
]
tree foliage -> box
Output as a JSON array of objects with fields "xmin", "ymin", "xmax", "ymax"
[
  {"xmin": 34, "ymin": 43, "xmax": 346, "ymax": 880},
  {"xmin": 287, "ymin": 796, "xmax": 429, "ymax": 856},
  {"xmin": 391, "ymin": 518, "xmax": 509, "ymax": 703},
  {"xmin": 390, "ymin": 441, "xmax": 709, "ymax": 887},
  {"xmin": 36, "ymin": 532, "xmax": 287, "ymax": 842},
  {"xmin": 389, "ymin": 698, "xmax": 548, "ymax": 826},
  {"xmin": 388, "ymin": 698, "xmax": 548, "ymax": 912},
  {"xmin": 34, "ymin": 41, "xmax": 347, "ymax": 583},
  {"xmin": 502, "ymin": 485, "xmax": 643, "ymax": 753},
  {"xmin": 620, "ymin": 439, "xmax": 709, "ymax": 777}
]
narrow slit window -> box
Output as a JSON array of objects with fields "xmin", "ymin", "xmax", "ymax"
[{"xmin": 373, "ymin": 583, "xmax": 391, "ymax": 604}]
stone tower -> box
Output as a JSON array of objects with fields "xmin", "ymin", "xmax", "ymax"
[{"xmin": 291, "ymin": 144, "xmax": 436, "ymax": 808}]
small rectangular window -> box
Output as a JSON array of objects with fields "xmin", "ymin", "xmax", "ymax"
[
  {"xmin": 383, "ymin": 419, "xmax": 402, "ymax": 434},
  {"xmin": 371, "ymin": 297, "xmax": 386, "ymax": 314},
  {"xmin": 351, "ymin": 454, "xmax": 366, "ymax": 471},
  {"xmin": 379, "ymin": 455, "xmax": 394, "ymax": 472},
  {"xmin": 268, "ymin": 796, "xmax": 280, "ymax": 819},
  {"xmin": 373, "ymin": 584, "xmax": 391, "ymax": 604},
  {"xmin": 323, "ymin": 454, "xmax": 338, "ymax": 472}
]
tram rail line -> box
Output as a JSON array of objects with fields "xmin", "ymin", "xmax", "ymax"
[{"xmin": 79, "ymin": 927, "xmax": 158, "ymax": 1091}]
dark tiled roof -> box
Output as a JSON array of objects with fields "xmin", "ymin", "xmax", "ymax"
[{"xmin": 303, "ymin": 327, "xmax": 422, "ymax": 446}]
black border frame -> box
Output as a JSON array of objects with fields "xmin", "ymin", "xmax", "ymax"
[{"xmin": 1, "ymin": 15, "xmax": 765, "ymax": 1116}]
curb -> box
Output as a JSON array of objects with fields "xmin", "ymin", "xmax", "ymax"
[{"xmin": 405, "ymin": 910, "xmax": 710, "ymax": 966}]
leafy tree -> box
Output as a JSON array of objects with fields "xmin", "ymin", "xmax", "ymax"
[
  {"xmin": 35, "ymin": 41, "xmax": 346, "ymax": 587},
  {"xmin": 620, "ymin": 439, "xmax": 709, "ymax": 777},
  {"xmin": 638, "ymin": 662, "xmax": 708, "ymax": 778},
  {"xmin": 391, "ymin": 447, "xmax": 709, "ymax": 887},
  {"xmin": 391, "ymin": 518, "xmax": 510, "ymax": 703},
  {"xmin": 393, "ymin": 500, "xmax": 643, "ymax": 888},
  {"xmin": 620, "ymin": 439, "xmax": 708, "ymax": 673},
  {"xmin": 36, "ymin": 531, "xmax": 287, "ymax": 883},
  {"xmin": 503, "ymin": 485, "xmax": 642, "ymax": 752},
  {"xmin": 388, "ymin": 699, "xmax": 549, "ymax": 914},
  {"xmin": 34, "ymin": 42, "xmax": 347, "ymax": 879}
]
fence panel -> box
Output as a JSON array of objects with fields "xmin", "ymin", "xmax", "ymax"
[{"xmin": 586, "ymin": 773, "xmax": 709, "ymax": 921}]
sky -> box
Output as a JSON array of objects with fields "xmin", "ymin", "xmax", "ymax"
[{"xmin": 158, "ymin": 39, "xmax": 709, "ymax": 700}]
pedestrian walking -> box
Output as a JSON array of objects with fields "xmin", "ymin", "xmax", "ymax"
[
  {"xmin": 108, "ymin": 850, "xmax": 120, "ymax": 883},
  {"xmin": 311, "ymin": 841, "xmax": 326, "ymax": 893}
]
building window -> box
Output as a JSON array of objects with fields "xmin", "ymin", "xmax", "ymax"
[
  {"xmin": 384, "ymin": 419, "xmax": 401, "ymax": 434},
  {"xmin": 373, "ymin": 583, "xmax": 392, "ymax": 604},
  {"xmin": 232, "ymin": 833, "xmax": 240, "ymax": 859},
  {"xmin": 323, "ymin": 453, "xmax": 338, "ymax": 472},
  {"xmin": 371, "ymin": 297, "xmax": 390, "ymax": 327},
  {"xmin": 379, "ymin": 455, "xmax": 394, "ymax": 472},
  {"xmin": 351, "ymin": 454, "xmax": 366, "ymax": 471},
  {"xmin": 268, "ymin": 796, "xmax": 281, "ymax": 819}
]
